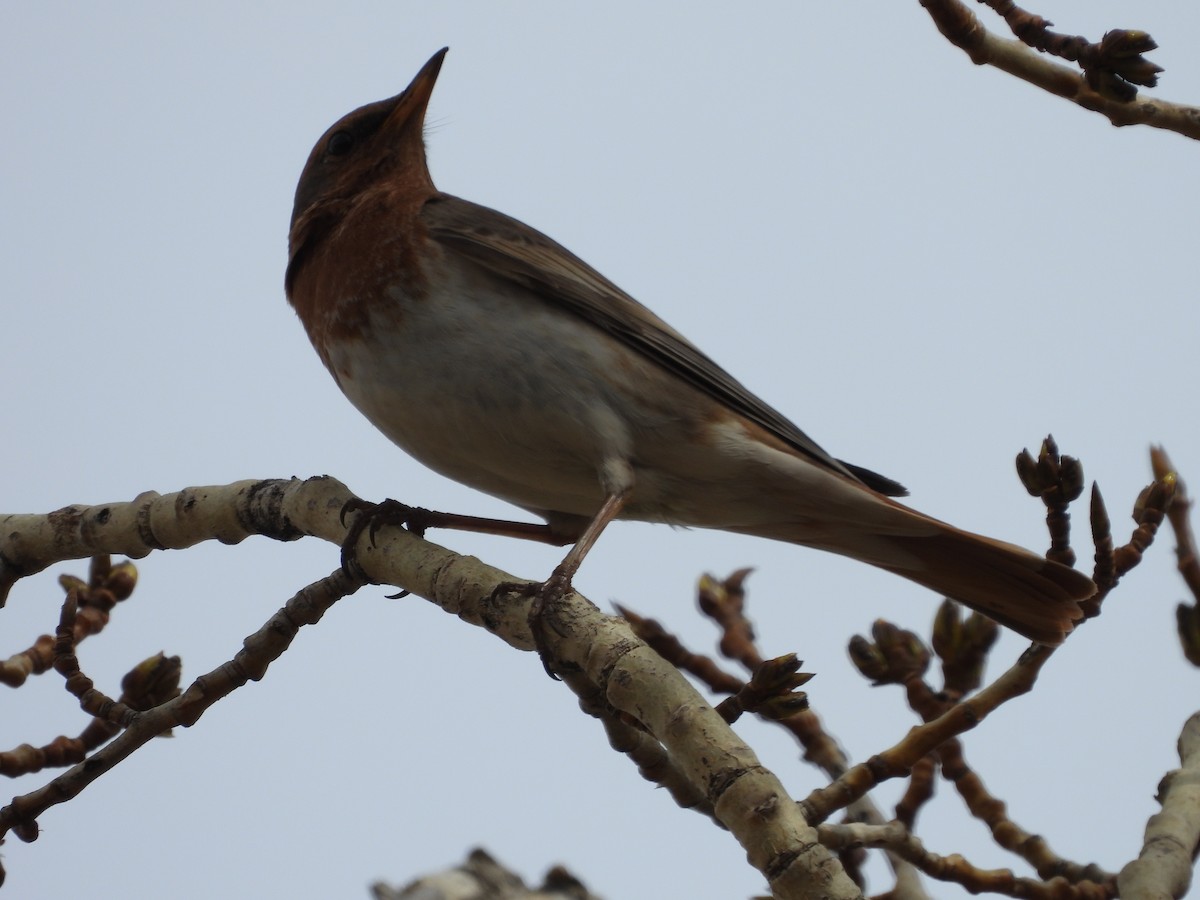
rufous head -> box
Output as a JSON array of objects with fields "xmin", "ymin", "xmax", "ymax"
[{"xmin": 286, "ymin": 47, "xmax": 447, "ymax": 294}]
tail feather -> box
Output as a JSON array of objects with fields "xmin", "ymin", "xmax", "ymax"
[
  {"xmin": 734, "ymin": 518, "xmax": 1093, "ymax": 645},
  {"xmin": 879, "ymin": 527, "xmax": 1092, "ymax": 645}
]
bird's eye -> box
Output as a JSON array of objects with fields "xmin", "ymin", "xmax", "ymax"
[{"xmin": 326, "ymin": 130, "xmax": 355, "ymax": 157}]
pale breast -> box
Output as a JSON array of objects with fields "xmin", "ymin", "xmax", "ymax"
[{"xmin": 323, "ymin": 260, "xmax": 668, "ymax": 517}]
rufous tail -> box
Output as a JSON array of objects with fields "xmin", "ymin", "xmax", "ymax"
[
  {"xmin": 874, "ymin": 526, "xmax": 1092, "ymax": 644},
  {"xmin": 741, "ymin": 519, "xmax": 1093, "ymax": 645}
]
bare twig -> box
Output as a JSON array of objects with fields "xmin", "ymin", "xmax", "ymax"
[
  {"xmin": 1086, "ymin": 475, "xmax": 1174, "ymax": 618},
  {"xmin": 1153, "ymin": 448, "xmax": 1200, "ymax": 599},
  {"xmin": 894, "ymin": 756, "xmax": 938, "ymax": 831},
  {"xmin": 939, "ymin": 735, "xmax": 1115, "ymax": 887},
  {"xmin": 0, "ymin": 567, "xmax": 365, "ymax": 848},
  {"xmin": 0, "ymin": 557, "xmax": 136, "ymax": 688},
  {"xmin": 918, "ymin": 0, "xmax": 1200, "ymax": 140},
  {"xmin": 932, "ymin": 601, "xmax": 999, "ymax": 697},
  {"xmin": 820, "ymin": 821, "xmax": 1112, "ymax": 900},
  {"xmin": 850, "ymin": 620, "xmax": 1113, "ymax": 884},
  {"xmin": 0, "ymin": 651, "xmax": 180, "ymax": 778},
  {"xmin": 1017, "ymin": 436, "xmax": 1084, "ymax": 569},
  {"xmin": 979, "ymin": 0, "xmax": 1161, "ymax": 100},
  {"xmin": 1150, "ymin": 446, "xmax": 1200, "ymax": 666},
  {"xmin": 697, "ymin": 569, "xmax": 760, "ymax": 668},
  {"xmin": 804, "ymin": 642, "xmax": 1058, "ymax": 824}
]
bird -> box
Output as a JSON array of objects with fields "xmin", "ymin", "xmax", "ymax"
[{"xmin": 285, "ymin": 48, "xmax": 1094, "ymax": 645}]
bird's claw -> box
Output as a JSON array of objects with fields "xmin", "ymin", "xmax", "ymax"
[
  {"xmin": 489, "ymin": 572, "xmax": 576, "ymax": 680},
  {"xmin": 339, "ymin": 498, "xmax": 431, "ymax": 580}
]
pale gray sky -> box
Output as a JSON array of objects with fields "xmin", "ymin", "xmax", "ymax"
[{"xmin": 4, "ymin": 3, "xmax": 1199, "ymax": 898}]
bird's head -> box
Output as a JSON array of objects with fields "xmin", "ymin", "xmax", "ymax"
[{"xmin": 286, "ymin": 47, "xmax": 447, "ymax": 295}]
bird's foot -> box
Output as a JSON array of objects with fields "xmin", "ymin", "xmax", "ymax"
[
  {"xmin": 491, "ymin": 568, "xmax": 576, "ymax": 680},
  {"xmin": 339, "ymin": 498, "xmax": 438, "ymax": 593}
]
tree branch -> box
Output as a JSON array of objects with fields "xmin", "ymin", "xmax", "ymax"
[
  {"xmin": 0, "ymin": 566, "xmax": 364, "ymax": 845},
  {"xmin": 918, "ymin": 0, "xmax": 1200, "ymax": 140},
  {"xmin": 0, "ymin": 478, "xmax": 862, "ymax": 899},
  {"xmin": 1118, "ymin": 711, "xmax": 1200, "ymax": 899},
  {"xmin": 802, "ymin": 642, "xmax": 1058, "ymax": 825},
  {"xmin": 819, "ymin": 821, "xmax": 1109, "ymax": 899}
]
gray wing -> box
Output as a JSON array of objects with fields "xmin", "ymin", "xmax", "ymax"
[{"xmin": 421, "ymin": 193, "xmax": 905, "ymax": 497}]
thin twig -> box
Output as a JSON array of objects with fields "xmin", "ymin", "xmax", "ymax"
[
  {"xmin": 0, "ymin": 568, "xmax": 365, "ymax": 845},
  {"xmin": 820, "ymin": 821, "xmax": 1112, "ymax": 899},
  {"xmin": 802, "ymin": 643, "xmax": 1058, "ymax": 824},
  {"xmin": 918, "ymin": 0, "xmax": 1200, "ymax": 140}
]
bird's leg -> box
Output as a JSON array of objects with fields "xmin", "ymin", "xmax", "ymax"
[
  {"xmin": 543, "ymin": 490, "xmax": 629, "ymax": 594},
  {"xmin": 341, "ymin": 497, "xmax": 579, "ymax": 544},
  {"xmin": 341, "ymin": 490, "xmax": 629, "ymax": 677},
  {"xmin": 339, "ymin": 497, "xmax": 580, "ymax": 577},
  {"xmin": 518, "ymin": 490, "xmax": 629, "ymax": 677}
]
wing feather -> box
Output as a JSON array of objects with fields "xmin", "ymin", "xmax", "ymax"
[{"xmin": 420, "ymin": 194, "xmax": 905, "ymax": 496}]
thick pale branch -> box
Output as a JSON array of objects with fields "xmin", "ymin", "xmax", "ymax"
[
  {"xmin": 1, "ymin": 479, "xmax": 861, "ymax": 899},
  {"xmin": 1, "ymin": 479, "xmax": 329, "ymax": 604},
  {"xmin": 372, "ymin": 847, "xmax": 602, "ymax": 900},
  {"xmin": 1118, "ymin": 711, "xmax": 1200, "ymax": 899},
  {"xmin": 625, "ymin": 588, "xmax": 928, "ymax": 895},
  {"xmin": 580, "ymin": 684, "xmax": 713, "ymax": 817}
]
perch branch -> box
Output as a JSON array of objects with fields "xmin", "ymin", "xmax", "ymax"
[{"xmin": 1, "ymin": 479, "xmax": 860, "ymax": 899}]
